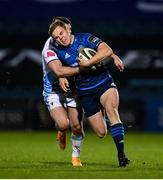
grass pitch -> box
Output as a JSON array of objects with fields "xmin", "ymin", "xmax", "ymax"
[{"xmin": 0, "ymin": 130, "xmax": 163, "ymax": 179}]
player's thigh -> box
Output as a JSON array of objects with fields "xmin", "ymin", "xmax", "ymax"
[
  {"xmin": 100, "ymin": 87, "xmax": 119, "ymax": 110},
  {"xmin": 88, "ymin": 111, "xmax": 107, "ymax": 138},
  {"xmin": 43, "ymin": 92, "xmax": 69, "ymax": 129},
  {"xmin": 100, "ymin": 88, "xmax": 121, "ymax": 124},
  {"xmin": 66, "ymin": 94, "xmax": 83, "ymax": 128},
  {"xmin": 50, "ymin": 107, "xmax": 69, "ymax": 130}
]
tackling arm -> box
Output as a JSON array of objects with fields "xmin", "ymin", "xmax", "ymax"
[{"xmin": 48, "ymin": 59, "xmax": 80, "ymax": 77}]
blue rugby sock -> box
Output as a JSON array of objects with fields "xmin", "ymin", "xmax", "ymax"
[{"xmin": 109, "ymin": 123, "xmax": 125, "ymax": 157}]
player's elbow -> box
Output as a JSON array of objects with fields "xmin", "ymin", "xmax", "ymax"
[{"xmin": 99, "ymin": 43, "xmax": 113, "ymax": 59}]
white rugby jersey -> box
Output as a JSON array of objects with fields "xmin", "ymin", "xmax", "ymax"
[{"xmin": 42, "ymin": 37, "xmax": 60, "ymax": 93}]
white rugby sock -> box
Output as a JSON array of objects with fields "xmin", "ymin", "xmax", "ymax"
[{"xmin": 71, "ymin": 133, "xmax": 83, "ymax": 157}]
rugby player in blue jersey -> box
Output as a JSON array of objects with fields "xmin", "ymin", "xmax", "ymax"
[
  {"xmin": 42, "ymin": 17, "xmax": 84, "ymax": 166},
  {"xmin": 45, "ymin": 16, "xmax": 130, "ymax": 167}
]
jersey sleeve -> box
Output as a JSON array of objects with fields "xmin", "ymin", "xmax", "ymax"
[
  {"xmin": 43, "ymin": 49, "xmax": 59, "ymax": 64},
  {"xmin": 85, "ymin": 33, "xmax": 103, "ymax": 50}
]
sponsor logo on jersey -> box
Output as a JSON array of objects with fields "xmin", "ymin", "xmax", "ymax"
[
  {"xmin": 47, "ymin": 51, "xmax": 56, "ymax": 57},
  {"xmin": 89, "ymin": 35, "xmax": 100, "ymax": 43}
]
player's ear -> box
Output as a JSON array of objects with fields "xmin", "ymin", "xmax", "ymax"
[
  {"xmin": 68, "ymin": 24, "xmax": 72, "ymax": 34},
  {"xmin": 65, "ymin": 24, "xmax": 71, "ymax": 35},
  {"xmin": 68, "ymin": 24, "xmax": 71, "ymax": 31}
]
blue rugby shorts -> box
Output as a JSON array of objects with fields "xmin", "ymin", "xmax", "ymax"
[{"xmin": 78, "ymin": 78, "xmax": 117, "ymax": 117}]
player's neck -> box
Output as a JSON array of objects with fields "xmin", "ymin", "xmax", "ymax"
[{"xmin": 70, "ymin": 35, "xmax": 74, "ymax": 44}]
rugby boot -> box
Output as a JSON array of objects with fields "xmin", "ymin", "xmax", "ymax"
[
  {"xmin": 118, "ymin": 154, "xmax": 130, "ymax": 167},
  {"xmin": 72, "ymin": 157, "xmax": 82, "ymax": 167}
]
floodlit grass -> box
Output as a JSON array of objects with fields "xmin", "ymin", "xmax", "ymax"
[{"xmin": 0, "ymin": 130, "xmax": 163, "ymax": 178}]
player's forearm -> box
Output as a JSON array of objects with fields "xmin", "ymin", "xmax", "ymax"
[
  {"xmin": 111, "ymin": 53, "xmax": 120, "ymax": 62},
  {"xmin": 89, "ymin": 43, "xmax": 113, "ymax": 65},
  {"xmin": 55, "ymin": 66, "xmax": 80, "ymax": 77}
]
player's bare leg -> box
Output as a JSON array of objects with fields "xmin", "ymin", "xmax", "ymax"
[
  {"xmin": 50, "ymin": 107, "xmax": 69, "ymax": 150},
  {"xmin": 88, "ymin": 110, "xmax": 107, "ymax": 138}
]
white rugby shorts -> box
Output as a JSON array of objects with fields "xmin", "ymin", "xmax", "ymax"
[{"xmin": 43, "ymin": 91, "xmax": 80, "ymax": 111}]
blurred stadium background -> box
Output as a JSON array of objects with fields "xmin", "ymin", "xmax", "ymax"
[{"xmin": 0, "ymin": 0, "xmax": 163, "ymax": 132}]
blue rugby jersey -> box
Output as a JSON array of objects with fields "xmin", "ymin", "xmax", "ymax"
[{"xmin": 42, "ymin": 33, "xmax": 110, "ymax": 92}]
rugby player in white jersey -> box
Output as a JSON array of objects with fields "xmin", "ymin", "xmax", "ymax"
[{"xmin": 42, "ymin": 17, "xmax": 84, "ymax": 166}]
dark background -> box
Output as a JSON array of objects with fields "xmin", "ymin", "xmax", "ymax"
[{"xmin": 0, "ymin": 0, "xmax": 163, "ymax": 131}]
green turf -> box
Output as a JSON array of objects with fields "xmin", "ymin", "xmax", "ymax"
[{"xmin": 0, "ymin": 130, "xmax": 163, "ymax": 178}]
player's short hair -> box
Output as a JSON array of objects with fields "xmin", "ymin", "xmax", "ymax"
[
  {"xmin": 48, "ymin": 16, "xmax": 71, "ymax": 36},
  {"xmin": 48, "ymin": 21, "xmax": 66, "ymax": 36},
  {"xmin": 53, "ymin": 16, "xmax": 71, "ymax": 24}
]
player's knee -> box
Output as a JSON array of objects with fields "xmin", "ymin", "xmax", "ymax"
[
  {"xmin": 71, "ymin": 123, "xmax": 81, "ymax": 133},
  {"xmin": 96, "ymin": 129, "xmax": 107, "ymax": 138},
  {"xmin": 58, "ymin": 122, "xmax": 69, "ymax": 131}
]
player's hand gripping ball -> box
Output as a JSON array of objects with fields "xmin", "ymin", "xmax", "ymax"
[{"xmin": 79, "ymin": 48, "xmax": 101, "ymax": 70}]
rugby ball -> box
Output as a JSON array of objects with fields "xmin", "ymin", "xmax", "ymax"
[{"xmin": 79, "ymin": 48, "xmax": 100, "ymax": 70}]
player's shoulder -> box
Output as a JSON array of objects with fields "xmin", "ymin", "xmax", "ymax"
[
  {"xmin": 42, "ymin": 37, "xmax": 52, "ymax": 51},
  {"xmin": 42, "ymin": 37, "xmax": 57, "ymax": 54},
  {"xmin": 75, "ymin": 32, "xmax": 92, "ymax": 38},
  {"xmin": 44, "ymin": 37, "xmax": 53, "ymax": 47},
  {"xmin": 74, "ymin": 32, "xmax": 93, "ymax": 44}
]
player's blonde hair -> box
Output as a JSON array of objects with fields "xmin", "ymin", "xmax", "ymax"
[
  {"xmin": 48, "ymin": 16, "xmax": 71, "ymax": 36},
  {"xmin": 48, "ymin": 21, "xmax": 66, "ymax": 36},
  {"xmin": 53, "ymin": 16, "xmax": 71, "ymax": 24}
]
